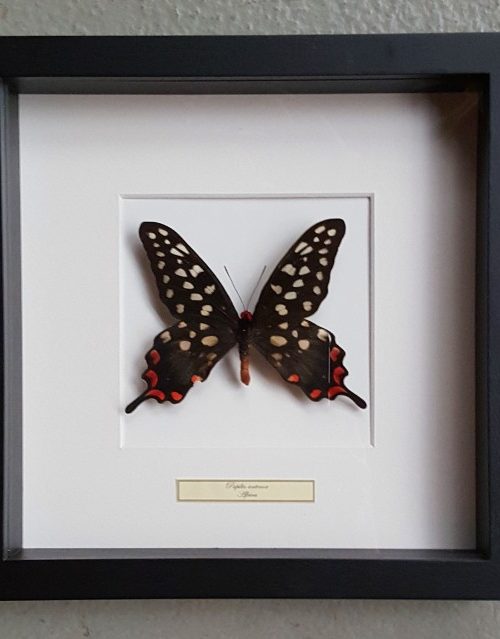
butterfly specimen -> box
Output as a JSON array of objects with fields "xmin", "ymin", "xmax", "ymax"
[{"xmin": 125, "ymin": 219, "xmax": 366, "ymax": 413}]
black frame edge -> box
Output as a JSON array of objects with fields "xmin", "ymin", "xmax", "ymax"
[
  {"xmin": 0, "ymin": 80, "xmax": 22, "ymax": 561},
  {"xmin": 0, "ymin": 33, "xmax": 498, "ymax": 600}
]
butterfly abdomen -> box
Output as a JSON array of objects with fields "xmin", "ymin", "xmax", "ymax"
[{"xmin": 238, "ymin": 311, "xmax": 253, "ymax": 385}]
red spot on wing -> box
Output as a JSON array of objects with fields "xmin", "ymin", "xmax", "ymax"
[
  {"xmin": 333, "ymin": 366, "xmax": 346, "ymax": 385},
  {"xmin": 191, "ymin": 375, "xmax": 202, "ymax": 383},
  {"xmin": 309, "ymin": 389, "xmax": 322, "ymax": 400},
  {"xmin": 149, "ymin": 349, "xmax": 160, "ymax": 365},
  {"xmin": 240, "ymin": 310, "xmax": 253, "ymax": 321},
  {"xmin": 287, "ymin": 374, "xmax": 300, "ymax": 383},
  {"xmin": 144, "ymin": 369, "xmax": 158, "ymax": 388},
  {"xmin": 170, "ymin": 391, "xmax": 183, "ymax": 402},
  {"xmin": 328, "ymin": 386, "xmax": 345, "ymax": 399},
  {"xmin": 330, "ymin": 347, "xmax": 341, "ymax": 362},
  {"xmin": 146, "ymin": 389, "xmax": 165, "ymax": 402}
]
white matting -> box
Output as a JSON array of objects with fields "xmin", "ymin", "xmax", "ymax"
[{"xmin": 20, "ymin": 93, "xmax": 476, "ymax": 549}]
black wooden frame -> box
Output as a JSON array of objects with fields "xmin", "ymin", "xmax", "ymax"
[{"xmin": 0, "ymin": 34, "xmax": 498, "ymax": 600}]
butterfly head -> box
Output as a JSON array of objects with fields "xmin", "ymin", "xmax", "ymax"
[{"xmin": 240, "ymin": 310, "xmax": 253, "ymax": 323}]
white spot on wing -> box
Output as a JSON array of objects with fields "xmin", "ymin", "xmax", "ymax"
[
  {"xmin": 190, "ymin": 293, "xmax": 203, "ymax": 301},
  {"xmin": 147, "ymin": 232, "xmax": 156, "ymax": 239},
  {"xmin": 319, "ymin": 258, "xmax": 328, "ymax": 266},
  {"xmin": 327, "ymin": 228, "xmax": 337, "ymax": 236},
  {"xmin": 179, "ymin": 340, "xmax": 191, "ymax": 351},
  {"xmin": 295, "ymin": 241, "xmax": 308, "ymax": 253},
  {"xmin": 158, "ymin": 228, "xmax": 168, "ymax": 236},
  {"xmin": 284, "ymin": 291, "xmax": 297, "ymax": 300},
  {"xmin": 201, "ymin": 335, "xmax": 219, "ymax": 347},
  {"xmin": 315, "ymin": 225, "xmax": 326, "ymax": 234},
  {"xmin": 270, "ymin": 335, "xmax": 287, "ymax": 347},
  {"xmin": 303, "ymin": 301, "xmax": 312, "ymax": 312},
  {"xmin": 299, "ymin": 266, "xmax": 310, "ymax": 275},
  {"xmin": 176, "ymin": 304, "xmax": 185, "ymax": 314},
  {"xmin": 293, "ymin": 279, "xmax": 304, "ymax": 288},
  {"xmin": 300, "ymin": 246, "xmax": 313, "ymax": 255},
  {"xmin": 281, "ymin": 264, "xmax": 296, "ymax": 276},
  {"xmin": 190, "ymin": 265, "xmax": 204, "ymax": 276},
  {"xmin": 275, "ymin": 304, "xmax": 288, "ymax": 316},
  {"xmin": 204, "ymin": 285, "xmax": 216, "ymax": 294},
  {"xmin": 175, "ymin": 268, "xmax": 187, "ymax": 277},
  {"xmin": 166, "ymin": 289, "xmax": 174, "ymax": 298},
  {"xmin": 157, "ymin": 261, "xmax": 165, "ymax": 270},
  {"xmin": 183, "ymin": 281, "xmax": 194, "ymax": 289},
  {"xmin": 271, "ymin": 284, "xmax": 282, "ymax": 294},
  {"xmin": 160, "ymin": 330, "xmax": 171, "ymax": 343},
  {"xmin": 298, "ymin": 339, "xmax": 310, "ymax": 350},
  {"xmin": 170, "ymin": 248, "xmax": 183, "ymax": 257}
]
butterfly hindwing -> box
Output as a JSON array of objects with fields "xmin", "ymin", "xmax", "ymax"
[
  {"xmin": 252, "ymin": 219, "xmax": 345, "ymax": 326},
  {"xmin": 125, "ymin": 319, "xmax": 237, "ymax": 412},
  {"xmin": 139, "ymin": 222, "xmax": 239, "ymax": 326},
  {"xmin": 252, "ymin": 320, "xmax": 366, "ymax": 407}
]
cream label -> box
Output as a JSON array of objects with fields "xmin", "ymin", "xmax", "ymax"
[{"xmin": 176, "ymin": 479, "xmax": 315, "ymax": 502}]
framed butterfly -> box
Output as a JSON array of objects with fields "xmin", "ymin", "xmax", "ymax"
[{"xmin": 125, "ymin": 219, "xmax": 366, "ymax": 413}]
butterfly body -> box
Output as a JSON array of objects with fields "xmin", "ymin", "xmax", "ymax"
[
  {"xmin": 237, "ymin": 310, "xmax": 253, "ymax": 385},
  {"xmin": 125, "ymin": 219, "xmax": 366, "ymax": 413}
]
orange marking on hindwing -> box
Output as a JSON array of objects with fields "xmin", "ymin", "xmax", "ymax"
[
  {"xmin": 333, "ymin": 366, "xmax": 346, "ymax": 385},
  {"xmin": 191, "ymin": 375, "xmax": 202, "ymax": 383},
  {"xmin": 309, "ymin": 389, "xmax": 322, "ymax": 400},
  {"xmin": 149, "ymin": 349, "xmax": 160, "ymax": 365},
  {"xmin": 170, "ymin": 391, "xmax": 183, "ymax": 402},
  {"xmin": 144, "ymin": 369, "xmax": 158, "ymax": 388},
  {"xmin": 287, "ymin": 374, "xmax": 300, "ymax": 383},
  {"xmin": 328, "ymin": 386, "xmax": 345, "ymax": 399},
  {"xmin": 330, "ymin": 347, "xmax": 340, "ymax": 362},
  {"xmin": 146, "ymin": 389, "xmax": 165, "ymax": 401}
]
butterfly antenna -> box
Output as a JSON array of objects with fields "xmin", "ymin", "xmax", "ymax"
[
  {"xmin": 245, "ymin": 265, "xmax": 267, "ymax": 310},
  {"xmin": 224, "ymin": 265, "xmax": 245, "ymax": 311}
]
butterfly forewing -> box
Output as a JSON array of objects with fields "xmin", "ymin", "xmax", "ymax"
[
  {"xmin": 252, "ymin": 320, "xmax": 366, "ymax": 407},
  {"xmin": 139, "ymin": 222, "xmax": 239, "ymax": 326},
  {"xmin": 252, "ymin": 219, "xmax": 345, "ymax": 326}
]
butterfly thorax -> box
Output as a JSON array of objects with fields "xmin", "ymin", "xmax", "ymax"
[{"xmin": 238, "ymin": 310, "xmax": 253, "ymax": 385}]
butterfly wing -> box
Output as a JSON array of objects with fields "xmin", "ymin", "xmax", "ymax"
[
  {"xmin": 251, "ymin": 219, "xmax": 365, "ymax": 407},
  {"xmin": 125, "ymin": 319, "xmax": 237, "ymax": 412},
  {"xmin": 252, "ymin": 219, "xmax": 346, "ymax": 326},
  {"xmin": 126, "ymin": 222, "xmax": 239, "ymax": 412},
  {"xmin": 252, "ymin": 320, "xmax": 366, "ymax": 407},
  {"xmin": 139, "ymin": 221, "xmax": 239, "ymax": 325}
]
